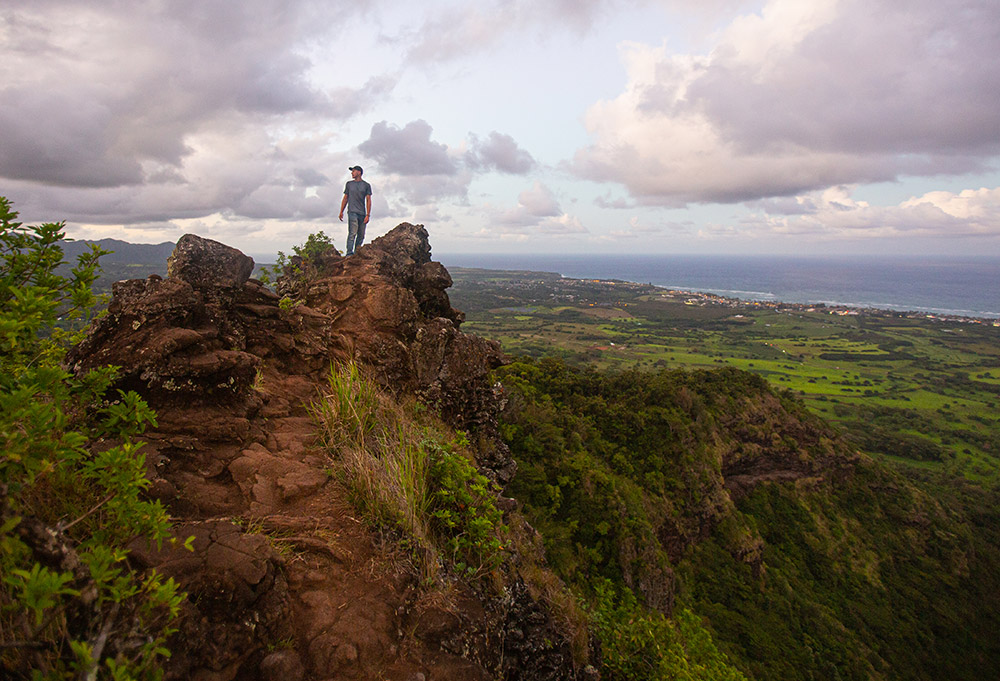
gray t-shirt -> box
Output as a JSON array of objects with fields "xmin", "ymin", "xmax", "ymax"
[{"xmin": 344, "ymin": 180, "xmax": 372, "ymax": 214}]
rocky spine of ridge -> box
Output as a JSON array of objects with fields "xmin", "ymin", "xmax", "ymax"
[{"xmin": 67, "ymin": 225, "xmax": 586, "ymax": 681}]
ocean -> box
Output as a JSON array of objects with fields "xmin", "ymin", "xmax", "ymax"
[{"xmin": 438, "ymin": 254, "xmax": 1000, "ymax": 319}]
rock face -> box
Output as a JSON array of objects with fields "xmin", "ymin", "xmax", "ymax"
[
  {"xmin": 280, "ymin": 223, "xmax": 505, "ymax": 437},
  {"xmin": 167, "ymin": 234, "xmax": 256, "ymax": 290},
  {"xmin": 68, "ymin": 224, "xmax": 581, "ymax": 680}
]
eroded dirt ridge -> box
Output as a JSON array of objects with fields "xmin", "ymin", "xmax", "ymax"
[{"xmin": 68, "ymin": 225, "xmax": 581, "ymax": 681}]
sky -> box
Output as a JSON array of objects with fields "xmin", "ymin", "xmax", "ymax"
[{"xmin": 2, "ymin": 0, "xmax": 1000, "ymax": 260}]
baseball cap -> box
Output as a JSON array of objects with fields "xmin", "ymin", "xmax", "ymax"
[{"xmin": 349, "ymin": 165, "xmax": 363, "ymax": 173}]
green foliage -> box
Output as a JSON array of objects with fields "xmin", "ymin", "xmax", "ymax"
[
  {"xmin": 313, "ymin": 361, "xmax": 381, "ymax": 450},
  {"xmin": 311, "ymin": 362, "xmax": 427, "ymax": 549},
  {"xmin": 0, "ymin": 198, "xmax": 106, "ymax": 370},
  {"xmin": 311, "ymin": 361, "xmax": 507, "ymax": 582},
  {"xmin": 497, "ymin": 358, "xmax": 826, "ymax": 592},
  {"xmin": 0, "ymin": 197, "xmax": 181, "ymax": 680},
  {"xmin": 497, "ymin": 355, "xmax": 1000, "ymax": 681},
  {"xmin": 258, "ymin": 230, "xmax": 335, "ymax": 287},
  {"xmin": 292, "ymin": 231, "xmax": 335, "ymax": 261},
  {"xmin": 588, "ymin": 579, "xmax": 746, "ymax": 681},
  {"xmin": 4, "ymin": 565, "xmax": 80, "ymax": 628},
  {"xmin": 425, "ymin": 434, "xmax": 507, "ymax": 576},
  {"xmin": 677, "ymin": 470, "xmax": 1000, "ymax": 681}
]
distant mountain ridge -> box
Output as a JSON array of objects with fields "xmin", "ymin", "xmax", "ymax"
[{"xmin": 60, "ymin": 238, "xmax": 177, "ymax": 264}]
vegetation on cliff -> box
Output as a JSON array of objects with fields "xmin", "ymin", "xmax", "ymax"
[
  {"xmin": 13, "ymin": 220, "xmax": 998, "ymax": 680},
  {"xmin": 497, "ymin": 357, "xmax": 1000, "ymax": 680},
  {"xmin": 311, "ymin": 360, "xmax": 508, "ymax": 582},
  {"xmin": 0, "ymin": 198, "xmax": 182, "ymax": 680}
]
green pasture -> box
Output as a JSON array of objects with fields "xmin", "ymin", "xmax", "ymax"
[{"xmin": 451, "ymin": 276, "xmax": 1000, "ymax": 485}]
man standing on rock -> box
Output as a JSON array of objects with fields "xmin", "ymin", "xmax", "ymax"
[{"xmin": 339, "ymin": 165, "xmax": 372, "ymax": 256}]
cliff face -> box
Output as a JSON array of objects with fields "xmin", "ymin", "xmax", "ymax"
[{"xmin": 68, "ymin": 225, "xmax": 580, "ymax": 681}]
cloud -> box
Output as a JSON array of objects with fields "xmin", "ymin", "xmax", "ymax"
[
  {"xmin": 0, "ymin": 1, "xmax": 392, "ymax": 224},
  {"xmin": 399, "ymin": 0, "xmax": 624, "ymax": 63},
  {"xmin": 539, "ymin": 214, "xmax": 587, "ymax": 234},
  {"xmin": 595, "ymin": 193, "xmax": 636, "ymax": 209},
  {"xmin": 492, "ymin": 182, "xmax": 562, "ymax": 226},
  {"xmin": 465, "ymin": 132, "xmax": 536, "ymax": 174},
  {"xmin": 4, "ymin": 125, "xmax": 349, "ymax": 226},
  {"xmin": 357, "ymin": 120, "xmax": 539, "ymax": 210},
  {"xmin": 380, "ymin": 171, "xmax": 476, "ymax": 205},
  {"xmin": 482, "ymin": 181, "xmax": 587, "ymax": 236},
  {"xmin": 325, "ymin": 74, "xmax": 400, "ymax": 120},
  {"xmin": 745, "ymin": 186, "xmax": 1000, "ymax": 240},
  {"xmin": 572, "ymin": 0, "xmax": 1000, "ymax": 205},
  {"xmin": 359, "ymin": 120, "xmax": 457, "ymax": 176},
  {"xmin": 408, "ymin": 205, "xmax": 448, "ymax": 223},
  {"xmin": 293, "ymin": 168, "xmax": 330, "ymax": 188},
  {"xmin": 745, "ymin": 196, "xmax": 819, "ymax": 215}
]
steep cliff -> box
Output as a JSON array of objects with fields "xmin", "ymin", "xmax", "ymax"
[{"xmin": 67, "ymin": 225, "xmax": 585, "ymax": 681}]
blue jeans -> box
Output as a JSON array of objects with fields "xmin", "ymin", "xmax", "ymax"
[{"xmin": 346, "ymin": 213, "xmax": 366, "ymax": 255}]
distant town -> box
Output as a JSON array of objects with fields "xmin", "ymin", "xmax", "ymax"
[{"xmin": 449, "ymin": 267, "xmax": 1000, "ymax": 327}]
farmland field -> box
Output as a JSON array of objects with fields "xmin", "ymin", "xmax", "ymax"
[{"xmin": 448, "ymin": 268, "xmax": 1000, "ymax": 485}]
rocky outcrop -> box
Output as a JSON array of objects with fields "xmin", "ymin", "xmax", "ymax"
[
  {"xmin": 69, "ymin": 226, "xmax": 505, "ymax": 440},
  {"xmin": 279, "ymin": 224, "xmax": 506, "ymax": 438},
  {"xmin": 718, "ymin": 389, "xmax": 857, "ymax": 499},
  {"xmin": 68, "ymin": 226, "xmax": 582, "ymax": 680}
]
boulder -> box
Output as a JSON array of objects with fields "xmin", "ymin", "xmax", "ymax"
[{"xmin": 167, "ymin": 234, "xmax": 255, "ymax": 289}]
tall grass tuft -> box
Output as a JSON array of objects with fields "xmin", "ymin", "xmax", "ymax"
[
  {"xmin": 310, "ymin": 361, "xmax": 437, "ymax": 580},
  {"xmin": 313, "ymin": 360, "xmax": 381, "ymax": 449},
  {"xmin": 311, "ymin": 360, "xmax": 509, "ymax": 584}
]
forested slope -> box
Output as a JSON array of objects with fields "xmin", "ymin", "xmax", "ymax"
[{"xmin": 497, "ymin": 358, "xmax": 1000, "ymax": 680}]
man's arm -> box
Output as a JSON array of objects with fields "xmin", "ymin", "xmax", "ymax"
[
  {"xmin": 364, "ymin": 193, "xmax": 372, "ymax": 224},
  {"xmin": 338, "ymin": 193, "xmax": 348, "ymax": 221}
]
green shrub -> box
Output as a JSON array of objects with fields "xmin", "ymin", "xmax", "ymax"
[
  {"xmin": 258, "ymin": 230, "xmax": 335, "ymax": 287},
  {"xmin": 425, "ymin": 434, "xmax": 507, "ymax": 577},
  {"xmin": 588, "ymin": 579, "xmax": 746, "ymax": 681},
  {"xmin": 0, "ymin": 197, "xmax": 183, "ymax": 680}
]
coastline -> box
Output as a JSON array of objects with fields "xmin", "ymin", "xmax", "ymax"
[
  {"xmin": 640, "ymin": 282, "xmax": 1000, "ymax": 327},
  {"xmin": 446, "ymin": 264, "xmax": 1000, "ymax": 326},
  {"xmin": 440, "ymin": 254, "xmax": 1000, "ymax": 322},
  {"xmin": 586, "ymin": 276, "xmax": 1000, "ymax": 326}
]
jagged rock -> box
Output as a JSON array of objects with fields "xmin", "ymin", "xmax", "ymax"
[
  {"xmin": 128, "ymin": 521, "xmax": 290, "ymax": 680},
  {"xmin": 67, "ymin": 224, "xmax": 584, "ymax": 680},
  {"xmin": 292, "ymin": 225, "xmax": 486, "ymax": 385},
  {"xmin": 260, "ymin": 650, "xmax": 305, "ymax": 681},
  {"xmin": 67, "ymin": 274, "xmax": 331, "ymax": 412},
  {"xmin": 282, "ymin": 223, "xmax": 508, "ymax": 470},
  {"xmin": 167, "ymin": 233, "xmax": 255, "ymax": 289},
  {"xmin": 69, "ymin": 223, "xmax": 502, "ymax": 429}
]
